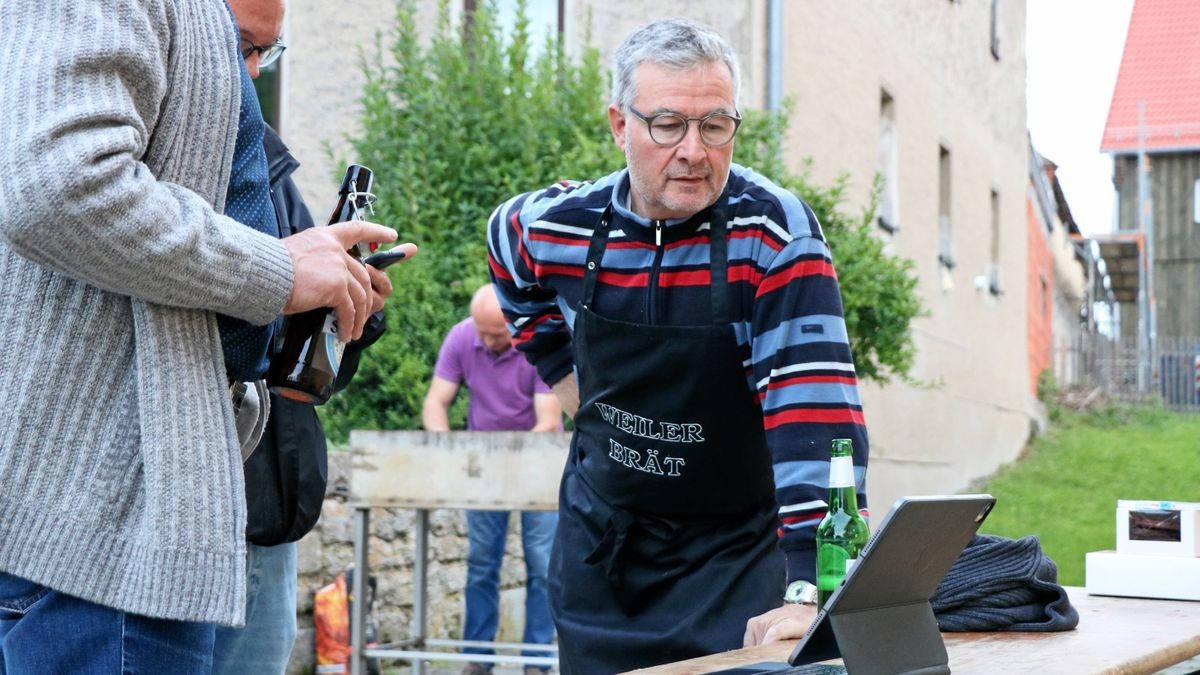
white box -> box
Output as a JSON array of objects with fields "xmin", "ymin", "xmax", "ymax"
[
  {"xmin": 1086, "ymin": 550, "xmax": 1200, "ymax": 601},
  {"xmin": 1116, "ymin": 500, "xmax": 1200, "ymax": 557}
]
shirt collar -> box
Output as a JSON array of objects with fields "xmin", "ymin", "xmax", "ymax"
[
  {"xmin": 608, "ymin": 170, "xmax": 715, "ymax": 244},
  {"xmin": 611, "ymin": 172, "xmax": 696, "ymax": 229}
]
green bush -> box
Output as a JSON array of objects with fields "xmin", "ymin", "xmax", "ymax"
[{"xmin": 322, "ymin": 0, "xmax": 923, "ymax": 441}]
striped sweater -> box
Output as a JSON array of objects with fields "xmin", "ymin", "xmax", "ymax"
[{"xmin": 487, "ymin": 164, "xmax": 870, "ymax": 582}]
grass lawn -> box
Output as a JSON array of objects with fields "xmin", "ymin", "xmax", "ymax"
[{"xmin": 977, "ymin": 402, "xmax": 1200, "ymax": 586}]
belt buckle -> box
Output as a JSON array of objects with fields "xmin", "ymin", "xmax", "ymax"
[{"xmin": 229, "ymin": 380, "xmax": 248, "ymax": 417}]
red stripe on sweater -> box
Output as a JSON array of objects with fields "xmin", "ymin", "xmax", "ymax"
[
  {"xmin": 511, "ymin": 211, "xmax": 536, "ymax": 274},
  {"xmin": 659, "ymin": 269, "xmax": 711, "ymax": 286},
  {"xmin": 487, "ymin": 254, "xmax": 514, "ymax": 281},
  {"xmin": 728, "ymin": 262, "xmax": 764, "ymax": 286},
  {"xmin": 780, "ymin": 512, "xmax": 824, "ymax": 527},
  {"xmin": 763, "ymin": 407, "xmax": 865, "ymax": 429},
  {"xmin": 730, "ymin": 226, "xmax": 785, "ymax": 252},
  {"xmin": 767, "ymin": 374, "xmax": 859, "ymax": 390},
  {"xmin": 511, "ymin": 313, "xmax": 558, "ymax": 347},
  {"xmin": 756, "ymin": 259, "xmax": 835, "ymax": 298},
  {"xmin": 536, "ymin": 263, "xmax": 586, "ymax": 279},
  {"xmin": 529, "ymin": 231, "xmax": 590, "ymax": 247},
  {"xmin": 597, "ymin": 270, "xmax": 652, "ymax": 287}
]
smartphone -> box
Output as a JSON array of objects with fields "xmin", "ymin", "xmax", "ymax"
[{"xmin": 363, "ymin": 248, "xmax": 408, "ymax": 270}]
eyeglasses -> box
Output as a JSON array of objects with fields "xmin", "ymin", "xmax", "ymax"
[
  {"xmin": 626, "ymin": 106, "xmax": 742, "ymax": 147},
  {"xmin": 240, "ymin": 36, "xmax": 287, "ymax": 69}
]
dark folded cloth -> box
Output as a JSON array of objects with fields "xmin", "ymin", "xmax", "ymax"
[{"xmin": 931, "ymin": 534, "xmax": 1079, "ymax": 632}]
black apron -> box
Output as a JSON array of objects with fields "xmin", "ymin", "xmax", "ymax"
[{"xmin": 550, "ymin": 203, "xmax": 783, "ymax": 674}]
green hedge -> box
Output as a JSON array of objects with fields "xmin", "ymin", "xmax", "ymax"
[{"xmin": 321, "ymin": 0, "xmax": 922, "ymax": 441}]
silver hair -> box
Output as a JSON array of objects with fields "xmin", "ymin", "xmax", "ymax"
[{"xmin": 611, "ymin": 18, "xmax": 741, "ymax": 111}]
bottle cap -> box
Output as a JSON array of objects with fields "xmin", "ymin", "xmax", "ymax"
[
  {"xmin": 339, "ymin": 164, "xmax": 374, "ymax": 195},
  {"xmin": 338, "ymin": 165, "xmax": 375, "ymax": 219}
]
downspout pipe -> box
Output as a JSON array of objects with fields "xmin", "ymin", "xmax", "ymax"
[{"xmin": 767, "ymin": 0, "xmax": 783, "ymax": 112}]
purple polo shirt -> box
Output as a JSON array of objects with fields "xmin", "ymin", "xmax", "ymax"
[{"xmin": 432, "ymin": 318, "xmax": 552, "ymax": 431}]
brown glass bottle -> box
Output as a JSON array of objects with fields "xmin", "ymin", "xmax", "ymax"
[{"xmin": 267, "ymin": 165, "xmax": 374, "ymax": 404}]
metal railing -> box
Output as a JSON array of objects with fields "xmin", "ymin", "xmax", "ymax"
[{"xmin": 1053, "ymin": 334, "xmax": 1200, "ymax": 412}]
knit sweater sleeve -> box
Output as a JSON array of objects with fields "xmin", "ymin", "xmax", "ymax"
[
  {"xmin": 486, "ymin": 190, "xmax": 575, "ymax": 386},
  {"xmin": 0, "ymin": 0, "xmax": 292, "ymax": 326},
  {"xmin": 751, "ymin": 207, "xmax": 870, "ymax": 585}
]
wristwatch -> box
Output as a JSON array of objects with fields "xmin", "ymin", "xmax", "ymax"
[{"xmin": 784, "ymin": 580, "xmax": 818, "ymax": 606}]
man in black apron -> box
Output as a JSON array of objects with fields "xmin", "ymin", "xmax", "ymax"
[{"xmin": 486, "ymin": 17, "xmax": 870, "ymax": 674}]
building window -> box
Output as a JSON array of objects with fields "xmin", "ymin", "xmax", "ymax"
[
  {"xmin": 938, "ymin": 145, "xmax": 954, "ymax": 270},
  {"xmin": 988, "ymin": 189, "xmax": 1002, "ymax": 295},
  {"xmin": 876, "ymin": 90, "xmax": 899, "ymax": 233}
]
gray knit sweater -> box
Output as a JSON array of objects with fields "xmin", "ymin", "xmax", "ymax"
[{"xmin": 0, "ymin": 0, "xmax": 294, "ymax": 626}]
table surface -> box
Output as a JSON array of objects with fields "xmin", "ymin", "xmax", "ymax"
[{"xmin": 627, "ymin": 587, "xmax": 1200, "ymax": 674}]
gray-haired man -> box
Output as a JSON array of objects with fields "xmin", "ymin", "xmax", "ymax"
[{"xmin": 486, "ymin": 16, "xmax": 869, "ymax": 674}]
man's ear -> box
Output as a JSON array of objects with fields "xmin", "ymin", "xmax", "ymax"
[{"xmin": 608, "ymin": 104, "xmax": 627, "ymax": 151}]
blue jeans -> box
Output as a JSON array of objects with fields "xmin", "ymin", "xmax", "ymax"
[
  {"xmin": 212, "ymin": 542, "xmax": 298, "ymax": 675},
  {"xmin": 463, "ymin": 510, "xmax": 557, "ymax": 665},
  {"xmin": 0, "ymin": 571, "xmax": 215, "ymax": 674}
]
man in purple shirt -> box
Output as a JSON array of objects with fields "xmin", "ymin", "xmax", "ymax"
[{"xmin": 422, "ymin": 284, "xmax": 561, "ymax": 675}]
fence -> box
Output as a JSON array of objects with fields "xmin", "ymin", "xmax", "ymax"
[{"xmin": 1054, "ymin": 334, "xmax": 1200, "ymax": 412}]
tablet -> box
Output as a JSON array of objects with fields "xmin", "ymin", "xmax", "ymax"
[{"xmin": 787, "ymin": 494, "xmax": 996, "ymax": 674}]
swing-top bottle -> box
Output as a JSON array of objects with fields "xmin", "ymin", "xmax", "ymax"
[{"xmin": 267, "ymin": 164, "xmax": 375, "ymax": 404}]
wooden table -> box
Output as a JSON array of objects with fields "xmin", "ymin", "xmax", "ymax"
[{"xmin": 628, "ymin": 588, "xmax": 1200, "ymax": 674}]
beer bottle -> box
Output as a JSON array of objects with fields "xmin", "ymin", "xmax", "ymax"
[
  {"xmin": 267, "ymin": 165, "xmax": 375, "ymax": 405},
  {"xmin": 815, "ymin": 438, "xmax": 870, "ymax": 608}
]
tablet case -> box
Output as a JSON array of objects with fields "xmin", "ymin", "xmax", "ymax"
[{"xmin": 788, "ymin": 494, "xmax": 996, "ymax": 674}]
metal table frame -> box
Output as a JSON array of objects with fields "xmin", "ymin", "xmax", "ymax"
[
  {"xmin": 350, "ymin": 506, "xmax": 558, "ymax": 675},
  {"xmin": 346, "ymin": 431, "xmax": 571, "ymax": 675}
]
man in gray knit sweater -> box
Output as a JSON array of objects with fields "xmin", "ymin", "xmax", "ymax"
[{"xmin": 0, "ymin": 0, "xmax": 410, "ymax": 671}]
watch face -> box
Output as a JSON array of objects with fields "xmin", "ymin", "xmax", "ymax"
[{"xmin": 785, "ymin": 580, "xmax": 817, "ymax": 605}]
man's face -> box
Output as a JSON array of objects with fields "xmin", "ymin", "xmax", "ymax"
[
  {"xmin": 608, "ymin": 60, "xmax": 737, "ymax": 221},
  {"xmin": 475, "ymin": 315, "xmax": 512, "ymax": 355},
  {"xmin": 228, "ymin": 0, "xmax": 284, "ymax": 79}
]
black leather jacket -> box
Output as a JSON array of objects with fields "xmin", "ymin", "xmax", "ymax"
[{"xmin": 245, "ymin": 125, "xmax": 386, "ymax": 545}]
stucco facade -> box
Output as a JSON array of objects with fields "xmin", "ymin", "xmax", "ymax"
[{"xmin": 754, "ymin": 1, "xmax": 1032, "ymax": 512}]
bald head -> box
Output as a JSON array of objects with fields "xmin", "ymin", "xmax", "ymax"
[{"xmin": 470, "ymin": 284, "xmax": 512, "ymax": 354}]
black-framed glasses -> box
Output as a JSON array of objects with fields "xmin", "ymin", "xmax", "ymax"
[
  {"xmin": 240, "ymin": 36, "xmax": 287, "ymax": 69},
  {"xmin": 627, "ymin": 106, "xmax": 742, "ymax": 147}
]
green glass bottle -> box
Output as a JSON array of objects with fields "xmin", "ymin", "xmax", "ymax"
[{"xmin": 815, "ymin": 438, "xmax": 870, "ymax": 608}]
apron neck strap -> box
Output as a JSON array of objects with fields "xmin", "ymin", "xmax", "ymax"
[
  {"xmin": 579, "ymin": 205, "xmax": 613, "ymax": 311},
  {"xmin": 708, "ymin": 199, "xmax": 730, "ymax": 325}
]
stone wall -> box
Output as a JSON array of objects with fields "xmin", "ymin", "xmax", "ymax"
[{"xmin": 286, "ymin": 452, "xmax": 538, "ymax": 674}]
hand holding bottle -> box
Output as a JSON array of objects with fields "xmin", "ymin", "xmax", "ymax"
[{"xmin": 281, "ymin": 220, "xmax": 398, "ymax": 342}]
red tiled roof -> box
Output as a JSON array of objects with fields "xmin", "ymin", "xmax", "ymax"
[{"xmin": 1101, "ymin": 0, "xmax": 1200, "ymax": 154}]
